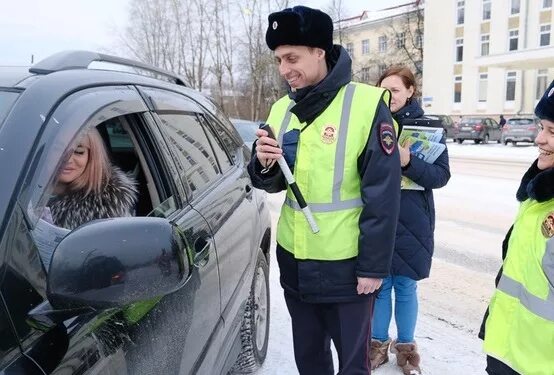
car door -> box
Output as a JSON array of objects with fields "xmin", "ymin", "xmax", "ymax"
[
  {"xmin": 139, "ymin": 87, "xmax": 258, "ymax": 373},
  {"xmin": 489, "ymin": 118, "xmax": 501, "ymax": 141},
  {"xmin": 0, "ymin": 86, "xmax": 149, "ymax": 375}
]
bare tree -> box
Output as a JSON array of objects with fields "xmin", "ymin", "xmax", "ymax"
[
  {"xmin": 120, "ymin": 0, "xmax": 213, "ymax": 90},
  {"xmin": 325, "ymin": 0, "xmax": 349, "ymax": 45}
]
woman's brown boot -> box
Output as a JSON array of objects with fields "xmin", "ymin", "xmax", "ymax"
[
  {"xmin": 390, "ymin": 340, "xmax": 422, "ymax": 375},
  {"xmin": 369, "ymin": 338, "xmax": 391, "ymax": 370}
]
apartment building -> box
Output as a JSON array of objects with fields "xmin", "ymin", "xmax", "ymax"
[
  {"xmin": 422, "ymin": 0, "xmax": 554, "ymax": 117},
  {"xmin": 333, "ymin": 2, "xmax": 424, "ymax": 85}
]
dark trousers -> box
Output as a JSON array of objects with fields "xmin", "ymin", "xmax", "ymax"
[
  {"xmin": 284, "ymin": 293, "xmax": 375, "ymax": 375},
  {"xmin": 486, "ymin": 356, "xmax": 521, "ymax": 375}
]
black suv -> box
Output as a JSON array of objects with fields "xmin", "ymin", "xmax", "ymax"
[{"xmin": 0, "ymin": 51, "xmax": 271, "ymax": 374}]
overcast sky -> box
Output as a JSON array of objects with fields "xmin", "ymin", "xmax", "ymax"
[{"xmin": 1, "ymin": 0, "xmax": 408, "ymax": 66}]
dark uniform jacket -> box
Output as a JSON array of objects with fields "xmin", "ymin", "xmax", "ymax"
[
  {"xmin": 392, "ymin": 101, "xmax": 450, "ymax": 280},
  {"xmin": 248, "ymin": 46, "xmax": 401, "ymax": 303}
]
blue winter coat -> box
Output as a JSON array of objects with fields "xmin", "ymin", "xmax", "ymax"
[{"xmin": 392, "ymin": 101, "xmax": 450, "ymax": 280}]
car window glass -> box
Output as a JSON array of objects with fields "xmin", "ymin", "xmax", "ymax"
[
  {"xmin": 0, "ymin": 303, "xmax": 19, "ymax": 365},
  {"xmin": 0, "ymin": 90, "xmax": 19, "ymax": 128},
  {"xmin": 157, "ymin": 113, "xmax": 221, "ymax": 197},
  {"xmin": 0, "ymin": 207, "xmax": 47, "ymax": 344},
  {"xmin": 199, "ymin": 116, "xmax": 233, "ymax": 171},
  {"xmin": 27, "ymin": 114, "xmax": 180, "ymax": 270}
]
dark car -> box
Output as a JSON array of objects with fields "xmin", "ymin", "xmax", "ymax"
[
  {"xmin": 230, "ymin": 118, "xmax": 260, "ymax": 149},
  {"xmin": 453, "ymin": 116, "xmax": 502, "ymax": 144},
  {"xmin": 0, "ymin": 51, "xmax": 271, "ymax": 374},
  {"xmin": 501, "ymin": 117, "xmax": 539, "ymax": 146},
  {"xmin": 426, "ymin": 114, "xmax": 455, "ymax": 140}
]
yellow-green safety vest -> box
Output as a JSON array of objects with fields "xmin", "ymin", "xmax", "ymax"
[
  {"xmin": 267, "ymin": 82, "xmax": 389, "ymax": 261},
  {"xmin": 484, "ymin": 198, "xmax": 554, "ymax": 375}
]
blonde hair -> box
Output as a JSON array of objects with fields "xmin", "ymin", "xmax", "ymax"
[{"xmin": 67, "ymin": 127, "xmax": 112, "ymax": 195}]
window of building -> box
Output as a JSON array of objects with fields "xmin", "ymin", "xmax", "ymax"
[
  {"xmin": 346, "ymin": 42, "xmax": 354, "ymax": 58},
  {"xmin": 396, "ymin": 32, "xmax": 406, "ymax": 49},
  {"xmin": 536, "ymin": 69, "xmax": 548, "ymax": 100},
  {"xmin": 457, "ymin": 0, "xmax": 465, "ymax": 24},
  {"xmin": 509, "ymin": 29, "xmax": 519, "ymax": 51},
  {"xmin": 415, "ymin": 30, "xmax": 423, "ymax": 48},
  {"xmin": 540, "ymin": 24, "xmax": 551, "ymax": 46},
  {"xmin": 482, "ymin": 0, "xmax": 491, "ymax": 20},
  {"xmin": 455, "ymin": 38, "xmax": 464, "ymax": 62},
  {"xmin": 479, "ymin": 73, "xmax": 488, "ymax": 102},
  {"xmin": 378, "ymin": 64, "xmax": 388, "ymax": 77},
  {"xmin": 379, "ymin": 36, "xmax": 388, "ymax": 53},
  {"xmin": 511, "ymin": 0, "xmax": 520, "ymax": 15},
  {"xmin": 454, "ymin": 76, "xmax": 462, "ymax": 103},
  {"xmin": 361, "ymin": 39, "xmax": 370, "ymax": 55},
  {"xmin": 361, "ymin": 67, "xmax": 370, "ymax": 83},
  {"xmin": 480, "ymin": 34, "xmax": 490, "ymax": 56},
  {"xmin": 544, "ymin": 0, "xmax": 552, "ymax": 8},
  {"xmin": 506, "ymin": 71, "xmax": 517, "ymax": 101}
]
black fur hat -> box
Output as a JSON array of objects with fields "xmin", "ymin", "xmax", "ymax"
[
  {"xmin": 265, "ymin": 6, "xmax": 333, "ymax": 52},
  {"xmin": 535, "ymin": 79, "xmax": 554, "ymax": 122}
]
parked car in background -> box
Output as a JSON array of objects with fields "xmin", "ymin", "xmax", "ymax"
[
  {"xmin": 501, "ymin": 117, "xmax": 539, "ymax": 146},
  {"xmin": 453, "ymin": 117, "xmax": 502, "ymax": 144},
  {"xmin": 230, "ymin": 118, "xmax": 260, "ymax": 149},
  {"xmin": 426, "ymin": 114, "xmax": 455, "ymax": 140},
  {"xmin": 0, "ymin": 51, "xmax": 271, "ymax": 375}
]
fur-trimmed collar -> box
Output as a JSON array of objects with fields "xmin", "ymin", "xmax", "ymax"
[
  {"xmin": 516, "ymin": 159, "xmax": 554, "ymax": 202},
  {"xmin": 49, "ymin": 167, "xmax": 138, "ymax": 230}
]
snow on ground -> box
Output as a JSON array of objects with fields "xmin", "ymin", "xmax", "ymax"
[{"xmin": 445, "ymin": 140, "xmax": 538, "ymax": 164}]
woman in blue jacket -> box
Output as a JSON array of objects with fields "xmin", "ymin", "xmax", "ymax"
[{"xmin": 370, "ymin": 66, "xmax": 451, "ymax": 375}]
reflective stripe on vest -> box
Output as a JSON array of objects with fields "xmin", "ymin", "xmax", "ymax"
[
  {"xmin": 497, "ymin": 273, "xmax": 554, "ymax": 321},
  {"xmin": 280, "ymin": 84, "xmax": 362, "ymax": 213},
  {"xmin": 483, "ymin": 200, "xmax": 554, "ymax": 374}
]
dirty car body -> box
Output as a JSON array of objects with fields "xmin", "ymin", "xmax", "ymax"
[{"xmin": 0, "ymin": 51, "xmax": 271, "ymax": 375}]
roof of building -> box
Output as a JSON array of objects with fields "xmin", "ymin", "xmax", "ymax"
[{"xmin": 335, "ymin": 1, "xmax": 422, "ymax": 30}]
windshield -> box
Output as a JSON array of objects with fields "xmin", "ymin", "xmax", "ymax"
[
  {"xmin": 0, "ymin": 90, "xmax": 20, "ymax": 129},
  {"xmin": 507, "ymin": 118, "xmax": 534, "ymax": 126}
]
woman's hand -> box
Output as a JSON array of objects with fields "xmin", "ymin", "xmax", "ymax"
[
  {"xmin": 255, "ymin": 128, "xmax": 282, "ymax": 169},
  {"xmin": 399, "ymin": 140, "xmax": 412, "ymax": 168}
]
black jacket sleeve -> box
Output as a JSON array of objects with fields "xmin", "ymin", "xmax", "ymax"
[
  {"xmin": 247, "ymin": 141, "xmax": 287, "ymax": 193},
  {"xmin": 356, "ymin": 96, "xmax": 401, "ymax": 278},
  {"xmin": 402, "ymin": 135, "xmax": 451, "ymax": 190}
]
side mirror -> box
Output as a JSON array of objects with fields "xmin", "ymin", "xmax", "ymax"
[{"xmin": 46, "ymin": 217, "xmax": 190, "ymax": 310}]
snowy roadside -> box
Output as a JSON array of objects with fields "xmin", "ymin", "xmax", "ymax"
[{"xmin": 256, "ymin": 192, "xmax": 493, "ymax": 375}]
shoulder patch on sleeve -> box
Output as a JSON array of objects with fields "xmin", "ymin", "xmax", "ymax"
[{"xmin": 379, "ymin": 122, "xmax": 396, "ymax": 156}]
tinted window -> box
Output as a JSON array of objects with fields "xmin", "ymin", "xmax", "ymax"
[
  {"xmin": 507, "ymin": 118, "xmax": 534, "ymax": 126},
  {"xmin": 0, "ymin": 297, "xmax": 19, "ymax": 361},
  {"xmin": 158, "ymin": 114, "xmax": 220, "ymax": 196},
  {"xmin": 0, "ymin": 90, "xmax": 20, "ymax": 128},
  {"xmin": 200, "ymin": 116, "xmax": 233, "ymax": 172}
]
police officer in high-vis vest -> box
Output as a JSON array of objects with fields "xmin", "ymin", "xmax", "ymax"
[
  {"xmin": 480, "ymin": 80, "xmax": 554, "ymax": 375},
  {"xmin": 248, "ymin": 6, "xmax": 401, "ymax": 375}
]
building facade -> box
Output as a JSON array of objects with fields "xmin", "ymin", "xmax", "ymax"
[
  {"xmin": 333, "ymin": 2, "xmax": 424, "ymax": 85},
  {"xmin": 422, "ymin": 0, "xmax": 554, "ymax": 118}
]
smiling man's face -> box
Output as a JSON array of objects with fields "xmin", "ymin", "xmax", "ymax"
[{"xmin": 274, "ymin": 45, "xmax": 327, "ymax": 90}]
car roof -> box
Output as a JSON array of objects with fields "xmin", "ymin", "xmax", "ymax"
[{"xmin": 0, "ymin": 67, "xmax": 34, "ymax": 87}]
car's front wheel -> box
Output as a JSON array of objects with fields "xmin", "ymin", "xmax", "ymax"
[{"xmin": 231, "ymin": 250, "xmax": 270, "ymax": 373}]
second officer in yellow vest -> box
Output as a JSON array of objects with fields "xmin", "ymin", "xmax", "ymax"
[
  {"xmin": 480, "ymin": 80, "xmax": 554, "ymax": 375},
  {"xmin": 248, "ymin": 6, "xmax": 401, "ymax": 375}
]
